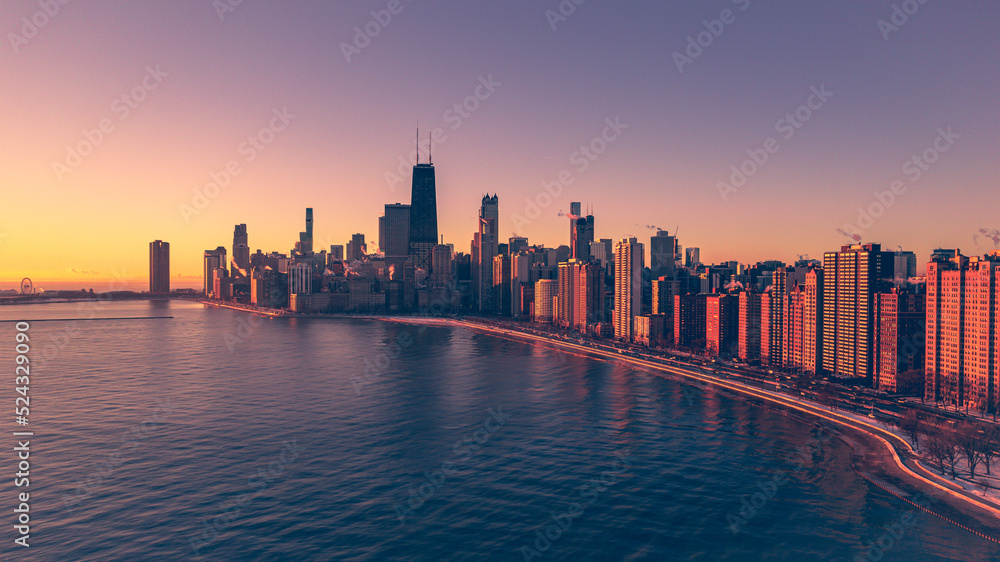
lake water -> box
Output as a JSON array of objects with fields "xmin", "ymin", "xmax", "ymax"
[{"xmin": 0, "ymin": 300, "xmax": 995, "ymax": 560}]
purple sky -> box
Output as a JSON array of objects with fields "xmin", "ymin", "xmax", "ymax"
[{"xmin": 2, "ymin": 0, "xmax": 998, "ymax": 287}]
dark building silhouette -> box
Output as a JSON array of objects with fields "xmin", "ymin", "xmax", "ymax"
[
  {"xmin": 295, "ymin": 208, "xmax": 313, "ymax": 255},
  {"xmin": 408, "ymin": 163, "xmax": 438, "ymax": 271},
  {"xmin": 149, "ymin": 240, "xmax": 169, "ymax": 293},
  {"xmin": 233, "ymin": 224, "xmax": 250, "ymax": 281}
]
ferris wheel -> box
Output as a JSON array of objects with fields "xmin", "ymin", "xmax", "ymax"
[{"xmin": 20, "ymin": 278, "xmax": 32, "ymax": 295}]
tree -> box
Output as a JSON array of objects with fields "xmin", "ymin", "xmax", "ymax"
[
  {"xmin": 897, "ymin": 409, "xmax": 923, "ymax": 450},
  {"xmin": 956, "ymin": 422, "xmax": 984, "ymax": 479},
  {"xmin": 978, "ymin": 425, "xmax": 999, "ymax": 477},
  {"xmin": 896, "ymin": 369, "xmax": 924, "ymax": 396},
  {"xmin": 924, "ymin": 425, "xmax": 959, "ymax": 479}
]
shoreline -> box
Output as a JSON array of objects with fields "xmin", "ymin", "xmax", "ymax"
[{"xmin": 188, "ymin": 302, "xmax": 1000, "ymax": 538}]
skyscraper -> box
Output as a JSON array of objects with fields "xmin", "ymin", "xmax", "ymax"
[
  {"xmin": 381, "ymin": 203, "xmax": 411, "ymax": 261},
  {"xmin": 925, "ymin": 251, "xmax": 1000, "ymax": 411},
  {"xmin": 203, "ymin": 247, "xmax": 227, "ymax": 296},
  {"xmin": 348, "ymin": 234, "xmax": 367, "ymax": 262},
  {"xmin": 295, "ymin": 208, "xmax": 313, "ymax": 255},
  {"xmin": 149, "ymin": 240, "xmax": 169, "ymax": 293},
  {"xmin": 569, "ymin": 202, "xmax": 594, "ymax": 261},
  {"xmin": 534, "ymin": 279, "xmax": 558, "ymax": 322},
  {"xmin": 575, "ymin": 260, "xmax": 604, "ymax": 331},
  {"xmin": 474, "ymin": 194, "xmax": 499, "ymax": 313},
  {"xmin": 650, "ymin": 230, "xmax": 676, "ymax": 279},
  {"xmin": 738, "ymin": 291, "xmax": 762, "ymax": 363},
  {"xmin": 408, "ymin": 162, "xmax": 438, "ymax": 271},
  {"xmin": 803, "ymin": 269, "xmax": 824, "ymax": 374},
  {"xmin": 685, "ymin": 247, "xmax": 700, "ymax": 268},
  {"xmin": 875, "ymin": 288, "xmax": 925, "ymax": 393},
  {"xmin": 822, "ymin": 243, "xmax": 890, "ymax": 382},
  {"xmin": 614, "ymin": 238, "xmax": 644, "ymax": 340},
  {"xmin": 707, "ymin": 294, "xmax": 738, "ymax": 356},
  {"xmin": 233, "ymin": 224, "xmax": 250, "ymax": 281}
]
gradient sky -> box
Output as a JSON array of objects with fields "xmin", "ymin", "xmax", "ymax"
[{"xmin": 2, "ymin": 1, "xmax": 998, "ymax": 290}]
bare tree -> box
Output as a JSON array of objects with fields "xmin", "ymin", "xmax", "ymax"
[
  {"xmin": 978, "ymin": 425, "xmax": 999, "ymax": 477},
  {"xmin": 924, "ymin": 426, "xmax": 959, "ymax": 479},
  {"xmin": 897, "ymin": 409, "xmax": 923, "ymax": 450},
  {"xmin": 956, "ymin": 422, "xmax": 984, "ymax": 479}
]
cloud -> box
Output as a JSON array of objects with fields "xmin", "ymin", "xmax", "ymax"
[{"xmin": 66, "ymin": 268, "xmax": 100, "ymax": 275}]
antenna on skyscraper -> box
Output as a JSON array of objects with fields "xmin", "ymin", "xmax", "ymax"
[
  {"xmin": 415, "ymin": 122, "xmax": 420, "ymax": 164},
  {"xmin": 428, "ymin": 130, "xmax": 432, "ymax": 164}
]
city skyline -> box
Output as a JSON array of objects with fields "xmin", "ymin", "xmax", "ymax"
[{"xmin": 2, "ymin": 2, "xmax": 998, "ymax": 289}]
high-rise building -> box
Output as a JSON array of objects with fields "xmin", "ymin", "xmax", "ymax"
[
  {"xmin": 575, "ymin": 260, "xmax": 605, "ymax": 331},
  {"xmin": 149, "ymin": 240, "xmax": 169, "ymax": 293},
  {"xmin": 652, "ymin": 276, "xmax": 675, "ymax": 342},
  {"xmin": 591, "ymin": 238, "xmax": 613, "ymax": 276},
  {"xmin": 822, "ymin": 243, "xmax": 890, "ymax": 382},
  {"xmin": 650, "ymin": 230, "xmax": 676, "ymax": 279},
  {"xmin": 557, "ymin": 260, "xmax": 577, "ymax": 328},
  {"xmin": 925, "ymin": 252, "xmax": 1000, "ymax": 412},
  {"xmin": 738, "ymin": 291, "xmax": 762, "ymax": 363},
  {"xmin": 634, "ymin": 314, "xmax": 667, "ymax": 347},
  {"xmin": 706, "ymin": 294, "xmax": 738, "ymax": 356},
  {"xmin": 329, "ymin": 245, "xmax": 344, "ymax": 261},
  {"xmin": 473, "ymin": 195, "xmax": 499, "ymax": 313},
  {"xmin": 803, "ymin": 269, "xmax": 824, "ymax": 374},
  {"xmin": 431, "ymin": 244, "xmax": 453, "ymax": 288},
  {"xmin": 685, "ymin": 247, "xmax": 701, "ymax": 268},
  {"xmin": 381, "ymin": 203, "xmax": 411, "ymax": 259},
  {"xmin": 569, "ymin": 202, "xmax": 595, "ymax": 261},
  {"xmin": 508, "ymin": 236, "xmax": 529, "ymax": 255},
  {"xmin": 288, "ymin": 262, "xmax": 312, "ymax": 295},
  {"xmin": 493, "ymin": 254, "xmax": 512, "ymax": 316},
  {"xmin": 295, "ymin": 208, "xmax": 313, "ymax": 255},
  {"xmin": 674, "ymin": 293, "xmax": 708, "ymax": 348},
  {"xmin": 408, "ymin": 162, "xmax": 438, "ymax": 271},
  {"xmin": 614, "ymin": 238, "xmax": 644, "ymax": 340},
  {"xmin": 875, "ymin": 288, "xmax": 926, "ymax": 393},
  {"xmin": 533, "ymin": 279, "xmax": 558, "ymax": 322},
  {"xmin": 891, "ymin": 250, "xmax": 917, "ymax": 283},
  {"xmin": 232, "ymin": 224, "xmax": 250, "ymax": 282},
  {"xmin": 203, "ymin": 247, "xmax": 227, "ymax": 297},
  {"xmin": 348, "ymin": 234, "xmax": 367, "ymax": 262}
]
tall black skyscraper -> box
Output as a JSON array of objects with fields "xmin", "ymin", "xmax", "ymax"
[
  {"xmin": 233, "ymin": 224, "xmax": 250, "ymax": 280},
  {"xmin": 408, "ymin": 163, "xmax": 438, "ymax": 271},
  {"xmin": 149, "ymin": 240, "xmax": 170, "ymax": 294},
  {"xmin": 296, "ymin": 208, "xmax": 313, "ymax": 255}
]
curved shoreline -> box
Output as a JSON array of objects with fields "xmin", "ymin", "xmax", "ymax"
[
  {"xmin": 438, "ymin": 318, "xmax": 1000, "ymax": 542},
  {"xmin": 194, "ymin": 304, "xmax": 1000, "ymax": 540}
]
